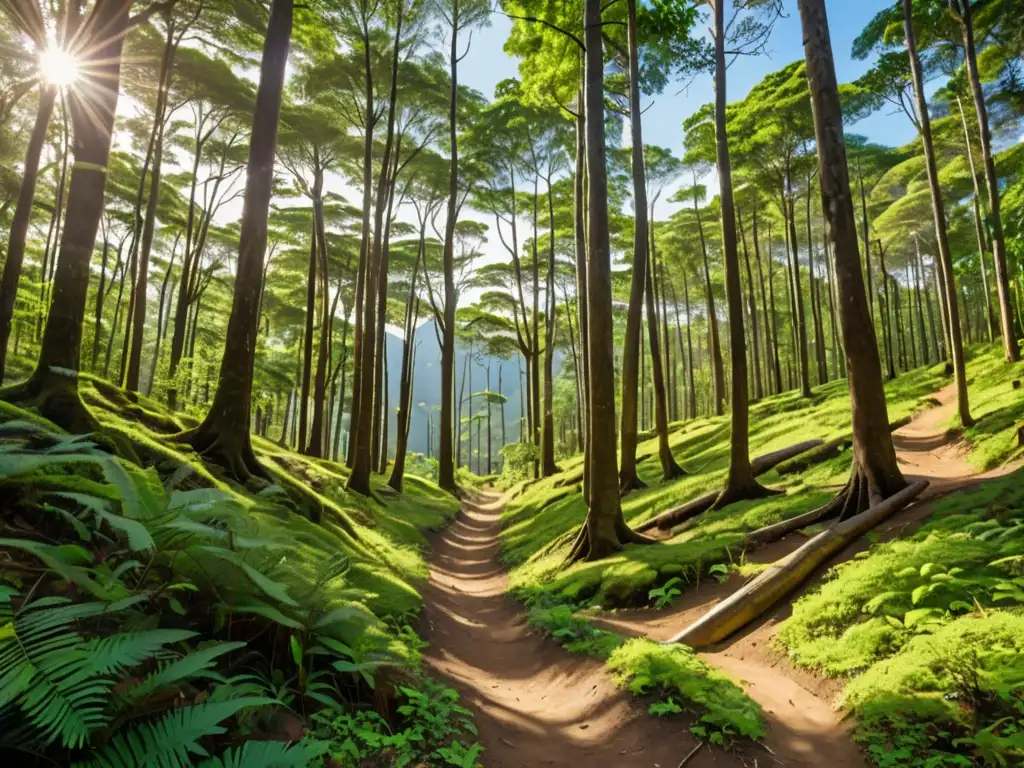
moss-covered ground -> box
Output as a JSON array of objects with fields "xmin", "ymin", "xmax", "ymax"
[
  {"xmin": 502, "ymin": 343, "xmax": 1024, "ymax": 764},
  {"xmin": 2, "ymin": 373, "xmax": 462, "ymax": 677},
  {"xmin": 779, "ymin": 468, "xmax": 1024, "ymax": 766},
  {"xmin": 503, "ymin": 345, "xmax": 1023, "ymax": 611}
]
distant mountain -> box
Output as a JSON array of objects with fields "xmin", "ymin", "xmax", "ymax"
[{"xmin": 381, "ymin": 318, "xmax": 525, "ymax": 467}]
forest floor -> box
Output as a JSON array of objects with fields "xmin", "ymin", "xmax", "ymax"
[{"xmin": 420, "ymin": 378, "xmax": 1021, "ymax": 767}]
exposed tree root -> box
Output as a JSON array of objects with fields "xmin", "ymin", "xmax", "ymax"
[
  {"xmin": 174, "ymin": 421, "xmax": 268, "ymax": 487},
  {"xmin": 635, "ymin": 439, "xmax": 823, "ymax": 533},
  {"xmin": 619, "ymin": 473, "xmax": 648, "ymax": 494},
  {"xmin": 1, "ymin": 373, "xmax": 100, "ymax": 435},
  {"xmin": 665, "ymin": 480, "xmax": 929, "ymax": 648},
  {"xmin": 660, "ymin": 451, "xmax": 687, "ymax": 482},
  {"xmin": 709, "ymin": 478, "xmax": 781, "ymax": 512},
  {"xmin": 566, "ymin": 515, "xmax": 655, "ymax": 564}
]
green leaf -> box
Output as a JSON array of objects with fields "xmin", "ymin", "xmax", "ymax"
[{"xmin": 196, "ymin": 547, "xmax": 297, "ymax": 606}]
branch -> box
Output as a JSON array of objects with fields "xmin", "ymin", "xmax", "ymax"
[
  {"xmin": 127, "ymin": 0, "xmax": 177, "ymax": 30},
  {"xmin": 495, "ymin": 7, "xmax": 586, "ymax": 52}
]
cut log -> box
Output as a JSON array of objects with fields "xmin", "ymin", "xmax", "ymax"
[
  {"xmin": 776, "ymin": 417, "xmax": 910, "ymax": 476},
  {"xmin": 635, "ymin": 439, "xmax": 823, "ymax": 533},
  {"xmin": 663, "ymin": 480, "xmax": 928, "ymax": 648}
]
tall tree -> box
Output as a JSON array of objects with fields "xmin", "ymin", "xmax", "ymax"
[
  {"xmin": 569, "ymin": 0, "xmax": 650, "ymax": 562},
  {"xmin": 430, "ymin": 0, "xmax": 489, "ymax": 495},
  {"xmin": 901, "ymin": 0, "xmax": 973, "ymax": 426},
  {"xmin": 177, "ymin": 0, "xmax": 294, "ymax": 479},
  {"xmin": 798, "ymin": 0, "xmax": 907, "ymax": 513}
]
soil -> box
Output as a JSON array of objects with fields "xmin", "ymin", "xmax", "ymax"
[{"xmin": 419, "ymin": 384, "xmax": 1018, "ymax": 767}]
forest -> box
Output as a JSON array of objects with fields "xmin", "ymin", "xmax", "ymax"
[{"xmin": 1, "ymin": 0, "xmax": 1024, "ymax": 765}]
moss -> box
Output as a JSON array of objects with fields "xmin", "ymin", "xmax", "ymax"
[
  {"xmin": 503, "ymin": 348, "xmax": 1023, "ymax": 610},
  {"xmin": 607, "ymin": 638, "xmax": 765, "ymax": 743},
  {"xmin": 525, "ymin": 597, "xmax": 763, "ymax": 746}
]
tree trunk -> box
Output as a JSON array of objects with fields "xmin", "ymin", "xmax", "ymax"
[
  {"xmin": 957, "ymin": 97, "xmax": 996, "ymax": 344},
  {"xmin": 644, "ymin": 242, "xmax": 683, "ymax": 480},
  {"xmin": 877, "ymin": 241, "xmax": 897, "ymax": 380},
  {"xmin": 682, "ymin": 270, "xmax": 697, "ymax": 418},
  {"xmin": 694, "ymin": 194, "xmax": 725, "ymax": 415},
  {"xmin": 0, "ymin": 84, "xmax": 56, "ymax": 383},
  {"xmin": 541, "ymin": 176, "xmax": 558, "ymax": 476},
  {"xmin": 959, "ymin": 1, "xmax": 1018, "ymax": 361},
  {"xmin": 806, "ymin": 179, "xmax": 828, "ymax": 384},
  {"xmin": 91, "ymin": 234, "xmax": 112, "ymax": 371},
  {"xmin": 307, "ymin": 185, "xmax": 332, "ymax": 457},
  {"xmin": 786, "ymin": 187, "xmax": 812, "ymax": 397},
  {"xmin": 177, "ymin": 0, "xmax": 294, "ymax": 483},
  {"xmin": 389, "ymin": 244, "xmax": 421, "ymax": 492},
  {"xmin": 711, "ymin": 0, "xmax": 773, "ymax": 509},
  {"xmin": 800, "ymin": 0, "xmax": 908, "ymax": 515},
  {"xmin": 126, "ymin": 21, "xmax": 177, "ymax": 392},
  {"xmin": 147, "ymin": 242, "xmax": 178, "ymax": 395},
  {"xmin": 618, "ymin": 0, "xmax": 650, "ymax": 491},
  {"xmin": 762, "ymin": 219, "xmax": 783, "ymax": 394},
  {"xmin": 573, "ymin": 88, "xmax": 591, "ymax": 497},
  {"xmin": 570, "ymin": 0, "xmax": 651, "ymax": 562},
  {"xmin": 903, "ymin": 0, "xmax": 973, "ymax": 425},
  {"xmin": 435, "ymin": 0, "xmax": 461, "ymax": 495},
  {"xmin": 3, "ymin": 0, "xmax": 131, "ymax": 431},
  {"xmin": 738, "ymin": 208, "xmax": 763, "ymax": 400}
]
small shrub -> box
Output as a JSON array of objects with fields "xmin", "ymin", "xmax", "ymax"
[
  {"xmin": 648, "ymin": 576, "xmax": 684, "ymax": 609},
  {"xmin": 311, "ymin": 677, "xmax": 482, "ymax": 767}
]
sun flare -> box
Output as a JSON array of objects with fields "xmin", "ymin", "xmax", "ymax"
[{"xmin": 39, "ymin": 44, "xmax": 78, "ymax": 87}]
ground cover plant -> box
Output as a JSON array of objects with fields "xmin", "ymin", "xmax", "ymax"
[
  {"xmin": 0, "ymin": 392, "xmax": 481, "ymax": 767},
  {"xmin": 780, "ymin": 468, "xmax": 1024, "ymax": 766}
]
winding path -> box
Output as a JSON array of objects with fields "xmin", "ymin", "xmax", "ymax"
[{"xmin": 420, "ymin": 385, "xmax": 1011, "ymax": 767}]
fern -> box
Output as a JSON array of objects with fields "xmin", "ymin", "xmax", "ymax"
[
  {"xmin": 119, "ymin": 641, "xmax": 246, "ymax": 707},
  {"xmin": 198, "ymin": 739, "xmax": 328, "ymax": 768},
  {"xmin": 74, "ymin": 696, "xmax": 274, "ymax": 768},
  {"xmin": 0, "ymin": 596, "xmax": 166, "ymax": 748}
]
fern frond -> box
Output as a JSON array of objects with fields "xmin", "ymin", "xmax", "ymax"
[
  {"xmin": 0, "ymin": 597, "xmax": 170, "ymax": 749},
  {"xmin": 84, "ymin": 630, "xmax": 196, "ymax": 675},
  {"xmin": 198, "ymin": 738, "xmax": 329, "ymax": 768},
  {"xmin": 120, "ymin": 641, "xmax": 246, "ymax": 707},
  {"xmin": 74, "ymin": 696, "xmax": 274, "ymax": 768}
]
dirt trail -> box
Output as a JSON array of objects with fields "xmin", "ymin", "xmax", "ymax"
[
  {"xmin": 891, "ymin": 382, "xmax": 977, "ymax": 492},
  {"xmin": 420, "ymin": 493, "xmax": 704, "ymax": 768},
  {"xmin": 420, "ymin": 386, "xmax": 1014, "ymax": 767}
]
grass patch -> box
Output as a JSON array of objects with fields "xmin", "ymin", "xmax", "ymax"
[
  {"xmin": 525, "ymin": 596, "xmax": 764, "ymax": 746},
  {"xmin": 503, "ymin": 345, "xmax": 1024, "ymax": 611},
  {"xmin": 779, "ymin": 468, "xmax": 1024, "ymax": 765}
]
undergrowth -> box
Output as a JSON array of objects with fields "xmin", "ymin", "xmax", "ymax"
[
  {"xmin": 0, "ymin": 384, "xmax": 480, "ymax": 767},
  {"xmin": 780, "ymin": 468, "xmax": 1024, "ymax": 766},
  {"xmin": 524, "ymin": 595, "xmax": 764, "ymax": 746}
]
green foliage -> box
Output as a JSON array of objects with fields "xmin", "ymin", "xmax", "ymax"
[
  {"xmin": 0, "ymin": 398, "xmax": 473, "ymax": 766},
  {"xmin": 311, "ymin": 677, "xmax": 482, "ymax": 767},
  {"xmin": 606, "ymin": 639, "xmax": 765, "ymax": 745},
  {"xmin": 780, "ymin": 466, "xmax": 1024, "ymax": 766},
  {"xmin": 526, "ymin": 599, "xmax": 623, "ymax": 659},
  {"xmin": 648, "ymin": 576, "xmax": 684, "ymax": 609},
  {"xmin": 497, "ymin": 441, "xmax": 540, "ymax": 487}
]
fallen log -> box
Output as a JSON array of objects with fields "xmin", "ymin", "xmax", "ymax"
[
  {"xmin": 664, "ymin": 480, "xmax": 928, "ymax": 648},
  {"xmin": 635, "ymin": 439, "xmax": 824, "ymax": 533},
  {"xmin": 776, "ymin": 417, "xmax": 911, "ymax": 476}
]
